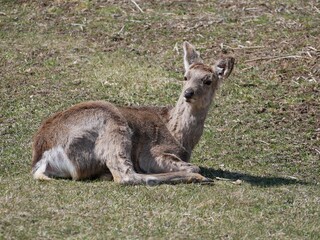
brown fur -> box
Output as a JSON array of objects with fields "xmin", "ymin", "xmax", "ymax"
[{"xmin": 32, "ymin": 42, "xmax": 234, "ymax": 185}]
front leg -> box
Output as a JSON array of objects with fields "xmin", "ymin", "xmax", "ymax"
[
  {"xmin": 139, "ymin": 151, "xmax": 213, "ymax": 185},
  {"xmin": 140, "ymin": 148, "xmax": 201, "ymax": 174},
  {"xmin": 96, "ymin": 123, "xmax": 212, "ymax": 185},
  {"xmin": 156, "ymin": 153, "xmax": 201, "ymax": 173}
]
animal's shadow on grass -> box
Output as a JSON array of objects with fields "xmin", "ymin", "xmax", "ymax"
[{"xmin": 200, "ymin": 167, "xmax": 311, "ymax": 187}]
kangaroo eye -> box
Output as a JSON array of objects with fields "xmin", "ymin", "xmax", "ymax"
[
  {"xmin": 184, "ymin": 76, "xmax": 187, "ymax": 81},
  {"xmin": 203, "ymin": 79, "xmax": 212, "ymax": 85}
]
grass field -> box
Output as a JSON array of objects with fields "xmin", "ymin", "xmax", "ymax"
[{"xmin": 1, "ymin": 0, "xmax": 319, "ymax": 239}]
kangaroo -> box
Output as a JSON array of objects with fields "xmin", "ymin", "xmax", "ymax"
[{"xmin": 32, "ymin": 42, "xmax": 234, "ymax": 185}]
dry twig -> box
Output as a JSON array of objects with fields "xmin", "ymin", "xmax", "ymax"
[
  {"xmin": 131, "ymin": 0, "xmax": 144, "ymax": 13},
  {"xmin": 225, "ymin": 45, "xmax": 265, "ymax": 50},
  {"xmin": 245, "ymin": 55, "xmax": 308, "ymax": 63},
  {"xmin": 117, "ymin": 25, "xmax": 125, "ymax": 35}
]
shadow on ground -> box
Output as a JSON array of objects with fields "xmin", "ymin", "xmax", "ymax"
[{"xmin": 200, "ymin": 167, "xmax": 311, "ymax": 187}]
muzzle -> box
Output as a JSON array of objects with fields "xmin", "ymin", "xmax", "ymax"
[{"xmin": 184, "ymin": 88, "xmax": 194, "ymax": 99}]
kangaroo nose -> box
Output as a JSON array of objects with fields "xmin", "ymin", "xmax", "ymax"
[{"xmin": 184, "ymin": 88, "xmax": 194, "ymax": 99}]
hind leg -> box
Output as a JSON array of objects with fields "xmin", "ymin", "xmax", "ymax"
[
  {"xmin": 94, "ymin": 122, "xmax": 137, "ymax": 184},
  {"xmin": 95, "ymin": 121, "xmax": 212, "ymax": 185}
]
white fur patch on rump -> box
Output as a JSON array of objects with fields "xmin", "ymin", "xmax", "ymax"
[{"xmin": 33, "ymin": 146, "xmax": 78, "ymax": 179}]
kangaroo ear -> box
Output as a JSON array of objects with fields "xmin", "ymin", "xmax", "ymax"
[
  {"xmin": 183, "ymin": 41, "xmax": 202, "ymax": 71},
  {"xmin": 214, "ymin": 57, "xmax": 235, "ymax": 79}
]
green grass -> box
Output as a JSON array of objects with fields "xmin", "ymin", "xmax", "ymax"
[{"xmin": 1, "ymin": 0, "xmax": 319, "ymax": 239}]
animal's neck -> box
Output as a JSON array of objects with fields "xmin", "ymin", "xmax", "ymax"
[{"xmin": 167, "ymin": 95, "xmax": 210, "ymax": 154}]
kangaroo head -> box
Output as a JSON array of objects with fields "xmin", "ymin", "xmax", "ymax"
[{"xmin": 182, "ymin": 41, "xmax": 235, "ymax": 110}]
